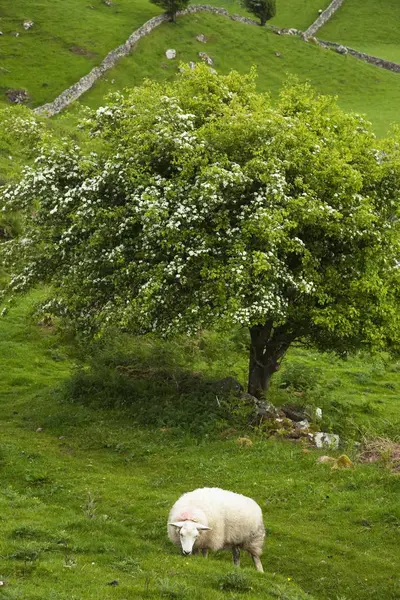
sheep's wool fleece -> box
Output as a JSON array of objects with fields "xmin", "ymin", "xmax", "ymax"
[{"xmin": 168, "ymin": 487, "xmax": 265, "ymax": 553}]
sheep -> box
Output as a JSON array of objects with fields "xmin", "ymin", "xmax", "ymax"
[{"xmin": 167, "ymin": 487, "xmax": 265, "ymax": 572}]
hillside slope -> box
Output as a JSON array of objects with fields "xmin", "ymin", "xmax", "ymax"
[
  {"xmin": 0, "ymin": 295, "xmax": 399, "ymax": 599},
  {"xmin": 318, "ymin": 0, "xmax": 400, "ymax": 64},
  {"xmin": 77, "ymin": 12, "xmax": 400, "ymax": 137}
]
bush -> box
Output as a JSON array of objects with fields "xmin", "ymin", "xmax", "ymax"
[
  {"xmin": 278, "ymin": 363, "xmax": 322, "ymax": 393},
  {"xmin": 218, "ymin": 571, "xmax": 252, "ymax": 592}
]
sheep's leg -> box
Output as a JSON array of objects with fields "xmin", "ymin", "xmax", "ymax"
[
  {"xmin": 232, "ymin": 546, "xmax": 241, "ymax": 567},
  {"xmin": 201, "ymin": 549, "xmax": 208, "ymax": 558},
  {"xmin": 192, "ymin": 547, "xmax": 199, "ymax": 555},
  {"xmin": 251, "ymin": 554, "xmax": 264, "ymax": 573}
]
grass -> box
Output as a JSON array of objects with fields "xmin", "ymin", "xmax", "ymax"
[
  {"xmin": 73, "ymin": 12, "xmax": 400, "ymax": 137},
  {"xmin": 200, "ymin": 0, "xmax": 332, "ymax": 30},
  {"xmin": 0, "ymin": 293, "xmax": 399, "ymax": 599},
  {"xmin": 318, "ymin": 0, "xmax": 400, "ymax": 64},
  {"xmin": 0, "ymin": 0, "xmax": 161, "ymax": 108}
]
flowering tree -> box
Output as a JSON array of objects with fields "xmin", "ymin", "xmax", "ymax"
[
  {"xmin": 149, "ymin": 0, "xmax": 190, "ymax": 22},
  {"xmin": 2, "ymin": 65, "xmax": 400, "ymax": 398},
  {"xmin": 240, "ymin": 0, "xmax": 276, "ymax": 26}
]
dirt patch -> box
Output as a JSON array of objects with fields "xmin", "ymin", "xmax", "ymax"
[
  {"xmin": 359, "ymin": 437, "xmax": 400, "ymax": 473},
  {"xmin": 70, "ymin": 45, "xmax": 97, "ymax": 59}
]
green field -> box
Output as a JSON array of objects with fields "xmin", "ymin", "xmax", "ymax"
[
  {"xmin": 0, "ymin": 0, "xmax": 330, "ymax": 109},
  {"xmin": 0, "ymin": 295, "xmax": 399, "ymax": 599},
  {"xmin": 0, "ymin": 0, "xmax": 161, "ymax": 107},
  {"xmin": 318, "ymin": 0, "xmax": 400, "ymax": 64},
  {"xmin": 1, "ymin": 3, "xmax": 400, "ymax": 598},
  {"xmin": 77, "ymin": 12, "xmax": 400, "ymax": 137}
]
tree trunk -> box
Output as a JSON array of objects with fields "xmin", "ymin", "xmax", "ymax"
[
  {"xmin": 169, "ymin": 11, "xmax": 176, "ymax": 22},
  {"xmin": 247, "ymin": 322, "xmax": 294, "ymax": 399}
]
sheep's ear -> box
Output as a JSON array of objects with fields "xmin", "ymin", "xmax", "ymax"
[
  {"xmin": 168, "ymin": 521, "xmax": 186, "ymax": 529},
  {"xmin": 196, "ymin": 523, "xmax": 211, "ymax": 531}
]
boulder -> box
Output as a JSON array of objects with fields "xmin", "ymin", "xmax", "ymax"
[
  {"xmin": 314, "ymin": 432, "xmax": 340, "ymax": 449},
  {"xmin": 23, "ymin": 20, "xmax": 34, "ymax": 30},
  {"xmin": 336, "ymin": 45, "xmax": 348, "ymax": 55},
  {"xmin": 281, "ymin": 403, "xmax": 308, "ymax": 422},
  {"xmin": 295, "ymin": 419, "xmax": 310, "ymax": 431},
  {"xmin": 6, "ymin": 89, "xmax": 30, "ymax": 104},
  {"xmin": 165, "ymin": 49, "xmax": 176, "ymax": 59},
  {"xmin": 199, "ymin": 52, "xmax": 214, "ymax": 66},
  {"xmin": 196, "ymin": 34, "xmax": 207, "ymax": 43}
]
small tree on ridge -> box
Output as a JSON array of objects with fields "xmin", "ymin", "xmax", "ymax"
[
  {"xmin": 150, "ymin": 0, "xmax": 190, "ymax": 22},
  {"xmin": 240, "ymin": 0, "xmax": 276, "ymax": 26}
]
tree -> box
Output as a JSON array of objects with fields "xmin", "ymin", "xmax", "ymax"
[
  {"xmin": 2, "ymin": 65, "xmax": 400, "ymax": 399},
  {"xmin": 149, "ymin": 0, "xmax": 190, "ymax": 22},
  {"xmin": 240, "ymin": 0, "xmax": 276, "ymax": 26}
]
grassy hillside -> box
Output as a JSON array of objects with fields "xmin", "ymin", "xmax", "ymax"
[
  {"xmin": 206, "ymin": 0, "xmax": 331, "ymax": 30},
  {"xmin": 318, "ymin": 0, "xmax": 400, "ymax": 64},
  {"xmin": 0, "ymin": 0, "xmax": 352, "ymax": 110},
  {"xmin": 0, "ymin": 0, "xmax": 161, "ymax": 107},
  {"xmin": 0, "ymin": 295, "xmax": 399, "ymax": 599},
  {"xmin": 77, "ymin": 12, "xmax": 400, "ymax": 137}
]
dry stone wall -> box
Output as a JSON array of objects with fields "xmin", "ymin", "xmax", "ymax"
[
  {"xmin": 303, "ymin": 0, "xmax": 345, "ymax": 39},
  {"xmin": 34, "ymin": 6, "xmax": 258, "ymax": 116},
  {"xmin": 317, "ymin": 39, "xmax": 400, "ymax": 73},
  {"xmin": 34, "ymin": 2, "xmax": 400, "ymax": 117}
]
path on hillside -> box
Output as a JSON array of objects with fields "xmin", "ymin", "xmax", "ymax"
[{"xmin": 34, "ymin": 1, "xmax": 400, "ymax": 117}]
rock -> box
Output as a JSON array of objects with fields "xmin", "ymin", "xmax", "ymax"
[
  {"xmin": 189, "ymin": 61, "xmax": 196, "ymax": 69},
  {"xmin": 6, "ymin": 89, "xmax": 30, "ymax": 104},
  {"xmin": 36, "ymin": 427, "xmax": 43, "ymax": 433},
  {"xmin": 0, "ymin": 31, "xmax": 3, "ymax": 36},
  {"xmin": 317, "ymin": 454, "xmax": 353, "ymax": 469},
  {"xmin": 295, "ymin": 419, "xmax": 310, "ymax": 431},
  {"xmin": 165, "ymin": 49, "xmax": 176, "ymax": 59},
  {"xmin": 318, "ymin": 9, "xmax": 323, "ymax": 15},
  {"xmin": 199, "ymin": 52, "xmax": 213, "ymax": 66},
  {"xmin": 196, "ymin": 34, "xmax": 207, "ymax": 43},
  {"xmin": 254, "ymin": 398, "xmax": 280, "ymax": 420},
  {"xmin": 336, "ymin": 45, "xmax": 348, "ymax": 55},
  {"xmin": 281, "ymin": 403, "xmax": 307, "ymax": 422},
  {"xmin": 107, "ymin": 580, "xmax": 119, "ymax": 586},
  {"xmin": 104, "ymin": 0, "xmax": 113, "ymax": 5},
  {"xmin": 23, "ymin": 20, "xmax": 34, "ymax": 30},
  {"xmin": 317, "ymin": 455, "xmax": 336, "ymax": 464},
  {"xmin": 12, "ymin": 32, "xmax": 20, "ymax": 37},
  {"xmin": 274, "ymin": 51, "xmax": 281, "ymax": 57},
  {"xmin": 236, "ymin": 437, "xmax": 253, "ymax": 447},
  {"xmin": 315, "ymin": 407, "xmax": 322, "ymax": 420},
  {"xmin": 240, "ymin": 392, "xmax": 258, "ymax": 405},
  {"xmin": 215, "ymin": 377, "xmax": 243, "ymax": 394},
  {"xmin": 314, "ymin": 432, "xmax": 340, "ymax": 449}
]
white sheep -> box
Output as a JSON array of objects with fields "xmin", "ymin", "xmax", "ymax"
[{"xmin": 167, "ymin": 487, "xmax": 265, "ymax": 572}]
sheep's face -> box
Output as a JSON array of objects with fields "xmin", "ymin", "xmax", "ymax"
[{"xmin": 169, "ymin": 520, "xmax": 211, "ymax": 555}]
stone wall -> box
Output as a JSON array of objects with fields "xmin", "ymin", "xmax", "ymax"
[
  {"xmin": 34, "ymin": 2, "xmax": 400, "ymax": 117},
  {"xmin": 317, "ymin": 39, "xmax": 400, "ymax": 73},
  {"xmin": 34, "ymin": 6, "xmax": 259, "ymax": 117},
  {"xmin": 303, "ymin": 0, "xmax": 345, "ymax": 39}
]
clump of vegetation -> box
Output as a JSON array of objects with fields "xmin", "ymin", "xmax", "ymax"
[{"xmin": 218, "ymin": 570, "xmax": 252, "ymax": 592}]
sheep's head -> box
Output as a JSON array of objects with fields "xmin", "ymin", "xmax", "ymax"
[{"xmin": 168, "ymin": 520, "xmax": 211, "ymax": 555}]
